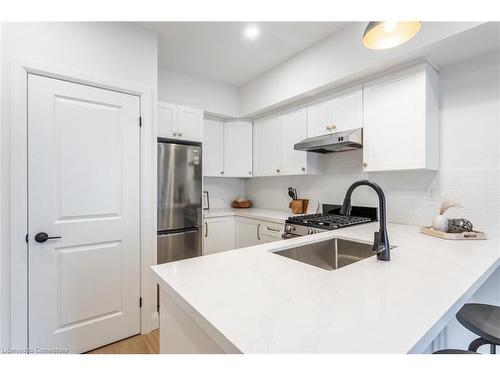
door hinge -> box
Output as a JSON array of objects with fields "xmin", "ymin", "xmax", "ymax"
[
  {"xmin": 139, "ymin": 116, "xmax": 142, "ymax": 127},
  {"xmin": 25, "ymin": 234, "xmax": 29, "ymax": 243},
  {"xmin": 139, "ymin": 297, "xmax": 142, "ymax": 308}
]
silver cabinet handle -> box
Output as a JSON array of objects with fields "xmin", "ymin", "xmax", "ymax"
[
  {"xmin": 326, "ymin": 126, "xmax": 331, "ymax": 131},
  {"xmin": 220, "ymin": 171, "xmax": 224, "ymax": 175},
  {"xmin": 248, "ymin": 171, "xmax": 252, "ymax": 175},
  {"xmin": 301, "ymin": 167, "xmax": 306, "ymax": 172},
  {"xmin": 266, "ymin": 227, "xmax": 280, "ymax": 232},
  {"xmin": 173, "ymin": 131, "xmax": 178, "ymax": 136},
  {"xmin": 257, "ymin": 223, "xmax": 261, "ymax": 240},
  {"xmin": 205, "ymin": 222, "xmax": 208, "ymax": 238},
  {"xmin": 178, "ymin": 132, "xmax": 183, "ymax": 137},
  {"xmin": 276, "ymin": 169, "xmax": 280, "ymax": 173}
]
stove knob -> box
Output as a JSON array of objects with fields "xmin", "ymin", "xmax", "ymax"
[
  {"xmin": 285, "ymin": 224, "xmax": 294, "ymax": 232},
  {"xmin": 307, "ymin": 229, "xmax": 312, "ymax": 235}
]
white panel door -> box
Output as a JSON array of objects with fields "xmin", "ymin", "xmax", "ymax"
[
  {"xmin": 28, "ymin": 74, "xmax": 141, "ymax": 353},
  {"xmin": 281, "ymin": 107, "xmax": 308, "ymax": 175},
  {"xmin": 363, "ymin": 71, "xmax": 425, "ymax": 171},
  {"xmin": 178, "ymin": 105, "xmax": 203, "ymax": 142},
  {"xmin": 203, "ymin": 218, "xmax": 235, "ymax": 255},
  {"xmin": 203, "ymin": 118, "xmax": 224, "ymax": 177},
  {"xmin": 235, "ymin": 218, "xmax": 261, "ymax": 248},
  {"xmin": 253, "ymin": 116, "xmax": 282, "ymax": 176},
  {"xmin": 335, "ymin": 87, "xmax": 363, "ymax": 132},
  {"xmin": 306, "ymin": 99, "xmax": 334, "ymax": 137},
  {"xmin": 223, "ymin": 121, "xmax": 253, "ymax": 177},
  {"xmin": 158, "ymin": 101, "xmax": 177, "ymax": 138}
]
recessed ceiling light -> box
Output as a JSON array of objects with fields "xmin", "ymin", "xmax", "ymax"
[{"xmin": 244, "ymin": 26, "xmax": 260, "ymax": 40}]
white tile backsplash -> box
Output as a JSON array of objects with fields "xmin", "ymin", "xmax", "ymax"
[{"xmin": 203, "ymin": 177, "xmax": 246, "ymax": 208}]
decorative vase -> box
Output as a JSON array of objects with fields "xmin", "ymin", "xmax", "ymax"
[{"xmin": 432, "ymin": 214, "xmax": 448, "ymax": 232}]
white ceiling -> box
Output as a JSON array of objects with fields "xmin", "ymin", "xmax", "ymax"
[{"xmin": 138, "ymin": 22, "xmax": 351, "ymax": 86}]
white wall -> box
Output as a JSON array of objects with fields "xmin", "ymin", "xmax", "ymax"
[
  {"xmin": 246, "ymin": 51, "xmax": 500, "ymax": 237},
  {"xmin": 239, "ymin": 22, "xmax": 483, "ymax": 116},
  {"xmin": 203, "ymin": 177, "xmax": 246, "ymax": 209},
  {"xmin": 159, "ymin": 67, "xmax": 239, "ymax": 117},
  {"xmin": 0, "ymin": 21, "xmax": 158, "ymax": 349}
]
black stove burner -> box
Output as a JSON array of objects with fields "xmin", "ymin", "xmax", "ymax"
[{"xmin": 286, "ymin": 213, "xmax": 371, "ymax": 230}]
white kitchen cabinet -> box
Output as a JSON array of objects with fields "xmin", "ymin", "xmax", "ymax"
[
  {"xmin": 203, "ymin": 217, "xmax": 235, "ymax": 255},
  {"xmin": 203, "ymin": 118, "xmax": 224, "ymax": 177},
  {"xmin": 253, "ymin": 109, "xmax": 322, "ymax": 177},
  {"xmin": 158, "ymin": 102, "xmax": 177, "ymax": 138},
  {"xmin": 235, "ymin": 217, "xmax": 261, "ymax": 248},
  {"xmin": 258, "ymin": 220, "xmax": 284, "ymax": 242},
  {"xmin": 223, "ymin": 121, "xmax": 253, "ymax": 177},
  {"xmin": 203, "ymin": 119, "xmax": 253, "ymax": 178},
  {"xmin": 157, "ymin": 101, "xmax": 203, "ymax": 142},
  {"xmin": 253, "ymin": 116, "xmax": 282, "ymax": 176},
  {"xmin": 306, "ymin": 86, "xmax": 363, "ymax": 137},
  {"xmin": 178, "ymin": 105, "xmax": 203, "ymax": 142},
  {"xmin": 235, "ymin": 217, "xmax": 285, "ymax": 248},
  {"xmin": 363, "ymin": 63, "xmax": 439, "ymax": 172}
]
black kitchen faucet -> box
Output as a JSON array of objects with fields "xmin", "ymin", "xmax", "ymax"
[{"xmin": 339, "ymin": 180, "xmax": 390, "ymax": 261}]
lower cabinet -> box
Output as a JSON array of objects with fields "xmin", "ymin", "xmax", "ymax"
[
  {"xmin": 203, "ymin": 217, "xmax": 235, "ymax": 255},
  {"xmin": 204, "ymin": 216, "xmax": 285, "ymax": 255},
  {"xmin": 235, "ymin": 217, "xmax": 284, "ymax": 248},
  {"xmin": 235, "ymin": 217, "xmax": 261, "ymax": 248}
]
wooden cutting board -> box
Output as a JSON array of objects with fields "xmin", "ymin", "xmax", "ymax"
[{"xmin": 420, "ymin": 226, "xmax": 487, "ymax": 240}]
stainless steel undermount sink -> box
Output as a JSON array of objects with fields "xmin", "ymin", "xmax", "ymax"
[{"xmin": 273, "ymin": 238, "xmax": 396, "ymax": 271}]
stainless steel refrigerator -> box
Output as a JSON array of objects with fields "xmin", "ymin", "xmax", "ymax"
[{"xmin": 157, "ymin": 140, "xmax": 202, "ymax": 265}]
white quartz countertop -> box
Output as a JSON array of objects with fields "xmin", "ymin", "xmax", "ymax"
[
  {"xmin": 151, "ymin": 222, "xmax": 500, "ymax": 353},
  {"xmin": 203, "ymin": 208, "xmax": 294, "ymax": 223}
]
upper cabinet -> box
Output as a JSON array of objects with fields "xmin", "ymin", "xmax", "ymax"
[
  {"xmin": 362, "ymin": 64, "xmax": 439, "ymax": 172},
  {"xmin": 204, "ymin": 119, "xmax": 253, "ymax": 177},
  {"xmin": 157, "ymin": 102, "xmax": 177, "ymax": 138},
  {"xmin": 203, "ymin": 118, "xmax": 224, "ymax": 176},
  {"xmin": 223, "ymin": 121, "xmax": 253, "ymax": 177},
  {"xmin": 253, "ymin": 116, "xmax": 282, "ymax": 176},
  {"xmin": 158, "ymin": 101, "xmax": 203, "ymax": 142},
  {"xmin": 306, "ymin": 86, "xmax": 363, "ymax": 138},
  {"xmin": 253, "ymin": 107, "xmax": 322, "ymax": 177}
]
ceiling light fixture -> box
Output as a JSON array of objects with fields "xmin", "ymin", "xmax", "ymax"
[
  {"xmin": 244, "ymin": 26, "xmax": 260, "ymax": 40},
  {"xmin": 363, "ymin": 21, "xmax": 421, "ymax": 50}
]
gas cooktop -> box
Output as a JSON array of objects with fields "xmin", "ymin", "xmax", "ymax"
[
  {"xmin": 286, "ymin": 213, "xmax": 371, "ymax": 229},
  {"xmin": 283, "ymin": 204, "xmax": 377, "ymax": 238}
]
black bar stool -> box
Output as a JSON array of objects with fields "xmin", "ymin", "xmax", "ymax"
[
  {"xmin": 456, "ymin": 303, "xmax": 500, "ymax": 354},
  {"xmin": 433, "ymin": 303, "xmax": 500, "ymax": 354}
]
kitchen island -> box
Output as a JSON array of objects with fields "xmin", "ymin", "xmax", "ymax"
[{"xmin": 151, "ymin": 222, "xmax": 499, "ymax": 353}]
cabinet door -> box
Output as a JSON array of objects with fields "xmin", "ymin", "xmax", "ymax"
[
  {"xmin": 363, "ymin": 70, "xmax": 426, "ymax": 171},
  {"xmin": 203, "ymin": 218, "xmax": 235, "ymax": 255},
  {"xmin": 281, "ymin": 107, "xmax": 308, "ymax": 175},
  {"xmin": 235, "ymin": 218, "xmax": 261, "ymax": 248},
  {"xmin": 306, "ymin": 99, "xmax": 334, "ymax": 137},
  {"xmin": 335, "ymin": 87, "xmax": 363, "ymax": 132},
  {"xmin": 203, "ymin": 119, "xmax": 224, "ymax": 177},
  {"xmin": 223, "ymin": 121, "xmax": 253, "ymax": 177},
  {"xmin": 253, "ymin": 116, "xmax": 282, "ymax": 176},
  {"xmin": 178, "ymin": 105, "xmax": 203, "ymax": 142},
  {"xmin": 158, "ymin": 102, "xmax": 177, "ymax": 138}
]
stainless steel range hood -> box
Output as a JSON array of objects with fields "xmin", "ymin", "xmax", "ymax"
[{"xmin": 294, "ymin": 128, "xmax": 363, "ymax": 153}]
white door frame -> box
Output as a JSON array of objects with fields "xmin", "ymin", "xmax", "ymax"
[{"xmin": 4, "ymin": 57, "xmax": 157, "ymax": 349}]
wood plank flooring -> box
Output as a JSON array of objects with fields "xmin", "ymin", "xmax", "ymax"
[{"xmin": 86, "ymin": 330, "xmax": 159, "ymax": 354}]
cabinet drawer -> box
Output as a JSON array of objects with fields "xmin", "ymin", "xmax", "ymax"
[{"xmin": 259, "ymin": 221, "xmax": 284, "ymax": 239}]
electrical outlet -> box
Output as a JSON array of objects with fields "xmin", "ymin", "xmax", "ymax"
[{"xmin": 426, "ymin": 187, "xmax": 437, "ymax": 201}]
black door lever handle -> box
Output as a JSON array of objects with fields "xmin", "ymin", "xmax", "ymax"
[{"xmin": 34, "ymin": 232, "xmax": 62, "ymax": 243}]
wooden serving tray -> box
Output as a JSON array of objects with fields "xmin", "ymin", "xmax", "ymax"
[{"xmin": 420, "ymin": 226, "xmax": 487, "ymax": 240}]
